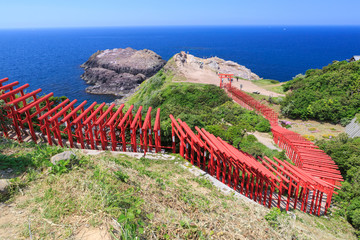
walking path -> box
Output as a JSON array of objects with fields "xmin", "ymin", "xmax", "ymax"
[
  {"xmin": 249, "ymin": 131, "xmax": 281, "ymax": 151},
  {"xmin": 169, "ymin": 53, "xmax": 284, "ymax": 97}
]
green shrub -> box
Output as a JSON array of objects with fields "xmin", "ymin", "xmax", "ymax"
[
  {"xmin": 317, "ymin": 134, "xmax": 360, "ymax": 234},
  {"xmin": 270, "ymin": 79, "xmax": 280, "ymax": 84},
  {"xmin": 0, "ymin": 94, "xmax": 12, "ymax": 132},
  {"xmin": 270, "ymin": 96, "xmax": 284, "ymax": 105},
  {"xmin": 350, "ymin": 209, "xmax": 360, "ymax": 230},
  {"xmin": 281, "ymin": 60, "xmax": 360, "ymax": 123},
  {"xmin": 246, "ymin": 134, "xmax": 257, "ymax": 142},
  {"xmin": 205, "ymin": 125, "xmax": 227, "ymax": 140},
  {"xmin": 255, "ymin": 120, "xmax": 271, "ymax": 132},
  {"xmin": 239, "ymin": 135, "xmax": 283, "ymax": 160},
  {"xmin": 114, "ymin": 170, "xmax": 130, "ymax": 183},
  {"xmin": 50, "ymin": 159, "xmax": 71, "ymax": 175},
  {"xmin": 264, "ymin": 208, "xmax": 287, "ymax": 229}
]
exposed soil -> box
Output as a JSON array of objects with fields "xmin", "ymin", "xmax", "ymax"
[
  {"xmin": 0, "ymin": 202, "xmax": 27, "ymax": 240},
  {"xmin": 249, "ymin": 131, "xmax": 281, "ymax": 151},
  {"xmin": 75, "ymin": 226, "xmax": 111, "ymax": 240},
  {"xmin": 166, "ymin": 52, "xmax": 285, "ymax": 97}
]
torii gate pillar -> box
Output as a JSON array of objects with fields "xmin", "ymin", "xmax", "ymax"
[{"xmin": 218, "ymin": 73, "xmax": 234, "ymax": 89}]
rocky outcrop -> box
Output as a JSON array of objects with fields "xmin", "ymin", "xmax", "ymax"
[
  {"xmin": 81, "ymin": 47, "xmax": 166, "ymax": 97},
  {"xmin": 173, "ymin": 51, "xmax": 260, "ymax": 80},
  {"xmin": 50, "ymin": 151, "xmax": 76, "ymax": 165},
  {"xmin": 0, "ymin": 179, "xmax": 10, "ymax": 196}
]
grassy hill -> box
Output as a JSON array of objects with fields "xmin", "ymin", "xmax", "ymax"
[
  {"xmin": 126, "ymin": 68, "xmax": 286, "ymax": 160},
  {"xmin": 281, "ymin": 60, "xmax": 360, "ymax": 124},
  {"xmin": 0, "ymin": 139, "xmax": 356, "ymax": 239}
]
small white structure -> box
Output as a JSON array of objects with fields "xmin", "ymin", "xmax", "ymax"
[
  {"xmin": 349, "ymin": 56, "xmax": 360, "ymax": 62},
  {"xmin": 346, "ymin": 117, "xmax": 360, "ymax": 138}
]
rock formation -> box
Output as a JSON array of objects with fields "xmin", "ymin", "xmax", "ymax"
[
  {"xmin": 81, "ymin": 47, "xmax": 166, "ymax": 97},
  {"xmin": 173, "ymin": 51, "xmax": 260, "ymax": 80}
]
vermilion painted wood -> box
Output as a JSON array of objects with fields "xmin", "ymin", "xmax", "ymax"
[
  {"xmin": 106, "ymin": 104, "xmax": 125, "ymax": 150},
  {"xmin": 17, "ymin": 92, "xmax": 54, "ymax": 141},
  {"xmin": 218, "ymin": 73, "xmax": 233, "ymax": 88},
  {"xmin": 47, "ymin": 100, "xmax": 79, "ymax": 147},
  {"xmin": 5, "ymin": 89, "xmax": 42, "ymax": 141},
  {"xmin": 169, "ymin": 114, "xmax": 185, "ymax": 157},
  {"xmin": 0, "ymin": 77, "xmax": 9, "ymax": 86},
  {"xmin": 38, "ymin": 99, "xmax": 71, "ymax": 146},
  {"xmin": 153, "ymin": 108, "xmax": 161, "ymax": 153},
  {"xmin": 196, "ymin": 74, "xmax": 343, "ymax": 214},
  {"xmin": 0, "ymin": 81, "xmax": 24, "ymax": 138},
  {"xmin": 81, "ymin": 102, "xmax": 107, "ymax": 149},
  {"xmin": 117, "ymin": 106, "xmax": 134, "ymax": 151},
  {"xmin": 223, "ymin": 85, "xmax": 279, "ymax": 125},
  {"xmin": 95, "ymin": 104, "xmax": 116, "ymax": 150},
  {"xmin": 0, "ymin": 81, "xmax": 19, "ymax": 92},
  {"xmin": 142, "ymin": 107, "xmax": 153, "ymax": 154},
  {"xmin": 0, "ymin": 78, "xmax": 344, "ymax": 216},
  {"xmin": 271, "ymin": 126, "xmax": 343, "ymax": 183},
  {"xmin": 130, "ymin": 106, "xmax": 143, "ymax": 152},
  {"xmin": 1, "ymin": 86, "xmax": 34, "ymax": 103}
]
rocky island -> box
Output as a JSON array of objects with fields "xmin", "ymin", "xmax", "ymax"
[{"xmin": 81, "ymin": 47, "xmax": 166, "ymax": 97}]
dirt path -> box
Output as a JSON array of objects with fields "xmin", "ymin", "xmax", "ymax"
[
  {"xmin": 169, "ymin": 52, "xmax": 284, "ymax": 97},
  {"xmin": 0, "ymin": 201, "xmax": 28, "ymax": 240},
  {"xmin": 249, "ymin": 131, "xmax": 281, "ymax": 151}
]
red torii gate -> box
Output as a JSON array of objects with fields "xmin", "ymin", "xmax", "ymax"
[
  {"xmin": 0, "ymin": 78, "xmax": 165, "ymax": 154},
  {"xmin": 218, "ymin": 73, "xmax": 234, "ymax": 89},
  {"xmin": 226, "ymin": 86, "xmax": 279, "ymax": 126},
  {"xmin": 215, "ymin": 73, "xmax": 343, "ymax": 214},
  {"xmin": 170, "ymin": 116, "xmax": 340, "ymax": 215},
  {"xmin": 0, "ymin": 77, "xmax": 343, "ymax": 216}
]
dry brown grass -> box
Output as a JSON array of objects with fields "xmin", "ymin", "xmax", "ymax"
[{"xmin": 278, "ymin": 118, "xmax": 345, "ymax": 141}]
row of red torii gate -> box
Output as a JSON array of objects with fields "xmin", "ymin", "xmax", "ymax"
[{"xmin": 0, "ymin": 76, "xmax": 343, "ymax": 216}]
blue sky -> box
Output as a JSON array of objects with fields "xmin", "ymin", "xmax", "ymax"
[{"xmin": 1, "ymin": 0, "xmax": 360, "ymax": 28}]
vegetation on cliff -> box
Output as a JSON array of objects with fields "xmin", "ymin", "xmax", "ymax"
[
  {"xmin": 317, "ymin": 134, "xmax": 360, "ymax": 234},
  {"xmin": 281, "ymin": 60, "xmax": 360, "ymax": 124},
  {"xmin": 0, "ymin": 95, "xmax": 8, "ymax": 132},
  {"xmin": 126, "ymin": 69, "xmax": 285, "ymax": 159}
]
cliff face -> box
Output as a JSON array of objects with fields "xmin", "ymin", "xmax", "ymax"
[{"xmin": 81, "ymin": 47, "xmax": 166, "ymax": 96}]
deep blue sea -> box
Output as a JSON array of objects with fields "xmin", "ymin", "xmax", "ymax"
[{"xmin": 1, "ymin": 26, "xmax": 360, "ymax": 103}]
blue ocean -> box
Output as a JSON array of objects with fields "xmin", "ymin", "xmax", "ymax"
[{"xmin": 0, "ymin": 26, "xmax": 360, "ymax": 103}]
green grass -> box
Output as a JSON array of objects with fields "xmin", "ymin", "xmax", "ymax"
[
  {"xmin": 0, "ymin": 139, "xmax": 356, "ymax": 239},
  {"xmin": 126, "ymin": 69, "xmax": 273, "ymax": 158},
  {"xmin": 251, "ymin": 79, "xmax": 285, "ymax": 94},
  {"xmin": 252, "ymin": 79, "xmax": 280, "ymax": 86},
  {"xmin": 269, "ymin": 85, "xmax": 285, "ymax": 94}
]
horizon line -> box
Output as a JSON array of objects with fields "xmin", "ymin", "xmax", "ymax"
[{"xmin": 1, "ymin": 24, "xmax": 360, "ymax": 30}]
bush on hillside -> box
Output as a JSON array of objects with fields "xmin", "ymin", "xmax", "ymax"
[
  {"xmin": 281, "ymin": 60, "xmax": 360, "ymax": 124},
  {"xmin": 127, "ymin": 70, "xmax": 276, "ymax": 158},
  {"xmin": 0, "ymin": 99, "xmax": 7, "ymax": 132},
  {"xmin": 0, "ymin": 90, "xmax": 13, "ymax": 133},
  {"xmin": 316, "ymin": 134, "xmax": 360, "ymax": 234}
]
